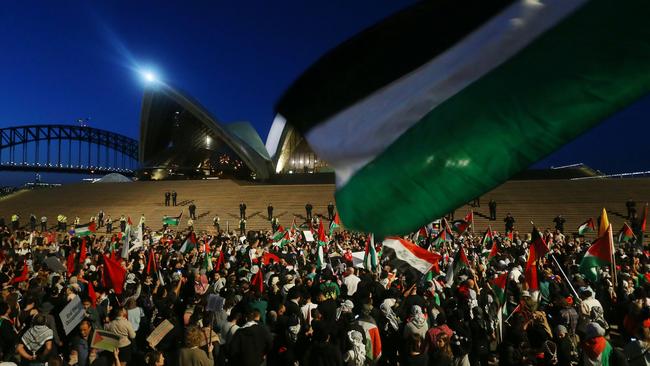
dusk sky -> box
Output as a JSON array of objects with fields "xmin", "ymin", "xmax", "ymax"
[{"xmin": 1, "ymin": 0, "xmax": 649, "ymax": 184}]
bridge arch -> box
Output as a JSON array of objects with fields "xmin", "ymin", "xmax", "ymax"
[{"xmin": 0, "ymin": 125, "xmax": 138, "ymax": 174}]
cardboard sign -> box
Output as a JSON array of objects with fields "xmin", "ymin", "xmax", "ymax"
[
  {"xmin": 59, "ymin": 296, "xmax": 85, "ymax": 335},
  {"xmin": 91, "ymin": 329, "xmax": 121, "ymax": 352},
  {"xmin": 146, "ymin": 319, "xmax": 174, "ymax": 348},
  {"xmin": 303, "ymin": 231, "xmax": 314, "ymax": 242},
  {"xmin": 198, "ymin": 327, "xmax": 220, "ymax": 346}
]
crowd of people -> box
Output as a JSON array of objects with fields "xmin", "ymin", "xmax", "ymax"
[{"xmin": 0, "ymin": 204, "xmax": 647, "ymax": 366}]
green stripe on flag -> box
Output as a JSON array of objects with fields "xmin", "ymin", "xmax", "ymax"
[{"xmin": 335, "ymin": 0, "xmax": 650, "ymax": 236}]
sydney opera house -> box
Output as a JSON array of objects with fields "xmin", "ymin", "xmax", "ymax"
[{"xmin": 138, "ymin": 83, "xmax": 330, "ymax": 181}]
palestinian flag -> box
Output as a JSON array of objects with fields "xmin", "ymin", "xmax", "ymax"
[
  {"xmin": 330, "ymin": 213, "xmax": 341, "ymax": 235},
  {"xmin": 431, "ymin": 228, "xmax": 451, "ymax": 249},
  {"xmin": 290, "ymin": 218, "xmax": 299, "ymax": 237},
  {"xmin": 382, "ymin": 237, "xmax": 441, "ymax": 275},
  {"xmin": 491, "ymin": 272, "xmax": 508, "ymax": 305},
  {"xmin": 163, "ymin": 212, "xmax": 182, "ymax": 226},
  {"xmin": 445, "ymin": 246, "xmax": 470, "ymax": 286},
  {"xmin": 578, "ymin": 218, "xmax": 596, "ymax": 235},
  {"xmin": 364, "ymin": 234, "xmax": 379, "ymax": 272},
  {"xmin": 272, "ymin": 225, "xmax": 286, "ymax": 241},
  {"xmin": 482, "ymin": 227, "xmax": 494, "ymax": 248},
  {"xmin": 579, "ymin": 225, "xmax": 614, "ymax": 282},
  {"xmin": 251, "ymin": 267, "xmax": 264, "ymax": 294},
  {"xmin": 486, "ymin": 240, "xmax": 499, "ymax": 262},
  {"xmin": 179, "ymin": 232, "xmax": 197, "ymax": 253},
  {"xmin": 275, "ymin": 0, "xmax": 650, "ymax": 237},
  {"xmin": 413, "ymin": 226, "xmax": 428, "ymax": 244},
  {"xmin": 274, "ymin": 231, "xmax": 291, "ymax": 248},
  {"xmin": 618, "ymin": 223, "xmax": 636, "ymax": 243},
  {"xmin": 599, "ymin": 208, "xmax": 610, "ymax": 237},
  {"xmin": 316, "ymin": 242, "xmax": 325, "ymax": 270},
  {"xmin": 205, "ymin": 253, "xmax": 213, "ymax": 271},
  {"xmin": 452, "ymin": 220, "xmax": 470, "ymax": 234},
  {"xmin": 74, "ymin": 222, "xmax": 97, "ymax": 237}
]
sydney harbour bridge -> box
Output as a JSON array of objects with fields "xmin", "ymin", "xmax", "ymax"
[{"xmin": 0, "ymin": 125, "xmax": 138, "ymax": 176}]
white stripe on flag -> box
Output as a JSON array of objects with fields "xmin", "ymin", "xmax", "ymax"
[
  {"xmin": 382, "ymin": 238, "xmax": 433, "ymax": 274},
  {"xmin": 303, "ymin": 0, "xmax": 587, "ymax": 186}
]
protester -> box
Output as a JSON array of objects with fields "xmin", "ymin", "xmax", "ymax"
[{"xmin": 0, "ymin": 205, "xmax": 645, "ymax": 366}]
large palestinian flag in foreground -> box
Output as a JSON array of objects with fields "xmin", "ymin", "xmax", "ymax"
[
  {"xmin": 274, "ymin": 0, "xmax": 650, "ymax": 237},
  {"xmin": 382, "ymin": 237, "xmax": 440, "ymax": 275}
]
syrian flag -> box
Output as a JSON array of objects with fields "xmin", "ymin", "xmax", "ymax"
[
  {"xmin": 580, "ymin": 225, "xmax": 614, "ymax": 282},
  {"xmin": 445, "ymin": 246, "xmax": 470, "ymax": 286},
  {"xmin": 363, "ymin": 234, "xmax": 379, "ymax": 272},
  {"xmin": 74, "ymin": 222, "xmax": 96, "ymax": 237},
  {"xmin": 382, "ymin": 237, "xmax": 441, "ymax": 275},
  {"xmin": 491, "ymin": 272, "xmax": 508, "ymax": 306},
  {"xmin": 578, "ymin": 218, "xmax": 596, "ymax": 235},
  {"xmin": 274, "ymin": 0, "xmax": 650, "ymax": 237},
  {"xmin": 618, "ymin": 223, "xmax": 636, "ymax": 243},
  {"xmin": 163, "ymin": 212, "xmax": 182, "ymax": 226}
]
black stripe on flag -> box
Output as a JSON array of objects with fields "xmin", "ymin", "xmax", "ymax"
[{"xmin": 277, "ymin": 0, "xmax": 517, "ymax": 133}]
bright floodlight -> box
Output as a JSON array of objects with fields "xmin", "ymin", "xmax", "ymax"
[{"xmin": 142, "ymin": 71, "xmax": 156, "ymax": 82}]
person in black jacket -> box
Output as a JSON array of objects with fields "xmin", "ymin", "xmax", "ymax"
[
  {"xmin": 227, "ymin": 309, "xmax": 272, "ymax": 366},
  {"xmin": 164, "ymin": 192, "xmax": 170, "ymax": 207},
  {"xmin": 305, "ymin": 203, "xmax": 313, "ymax": 221},
  {"xmin": 504, "ymin": 213, "xmax": 515, "ymax": 233},
  {"xmin": 239, "ymin": 202, "xmax": 247, "ymax": 220},
  {"xmin": 171, "ymin": 191, "xmax": 177, "ymax": 206},
  {"xmin": 627, "ymin": 198, "xmax": 636, "ymax": 219},
  {"xmin": 267, "ymin": 204, "xmax": 273, "ymax": 221},
  {"xmin": 188, "ymin": 202, "xmax": 196, "ymax": 220},
  {"xmin": 0, "ymin": 302, "xmax": 17, "ymax": 361},
  {"xmin": 489, "ymin": 200, "xmax": 497, "ymax": 221},
  {"xmin": 553, "ymin": 215, "xmax": 566, "ymax": 233},
  {"xmin": 327, "ymin": 202, "xmax": 335, "ymax": 221}
]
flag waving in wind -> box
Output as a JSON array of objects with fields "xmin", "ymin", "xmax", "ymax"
[
  {"xmin": 364, "ymin": 234, "xmax": 379, "ymax": 273},
  {"xmin": 274, "ymin": 0, "xmax": 650, "ymax": 237},
  {"xmin": 578, "ymin": 218, "xmax": 596, "ymax": 235}
]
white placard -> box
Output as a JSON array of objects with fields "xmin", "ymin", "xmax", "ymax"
[
  {"xmin": 59, "ymin": 296, "xmax": 84, "ymax": 335},
  {"xmin": 303, "ymin": 231, "xmax": 314, "ymax": 242}
]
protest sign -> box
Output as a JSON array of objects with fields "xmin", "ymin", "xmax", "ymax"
[
  {"xmin": 146, "ymin": 319, "xmax": 174, "ymax": 348},
  {"xmin": 91, "ymin": 329, "xmax": 121, "ymax": 352},
  {"xmin": 59, "ymin": 296, "xmax": 84, "ymax": 335}
]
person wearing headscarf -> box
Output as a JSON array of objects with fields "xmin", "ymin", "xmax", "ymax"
[
  {"xmin": 343, "ymin": 330, "xmax": 366, "ymax": 366},
  {"xmin": 581, "ymin": 322, "xmax": 627, "ymax": 366},
  {"xmin": 377, "ymin": 298, "xmax": 401, "ymax": 365},
  {"xmin": 403, "ymin": 305, "xmax": 428, "ymax": 341},
  {"xmin": 16, "ymin": 314, "xmax": 53, "ymax": 366}
]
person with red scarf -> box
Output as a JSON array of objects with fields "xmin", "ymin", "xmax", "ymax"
[{"xmin": 581, "ymin": 322, "xmax": 627, "ymax": 366}]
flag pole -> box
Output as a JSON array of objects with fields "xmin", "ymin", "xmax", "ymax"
[
  {"xmin": 549, "ymin": 253, "xmax": 580, "ymax": 301},
  {"xmin": 608, "ymin": 224, "xmax": 617, "ymax": 286},
  {"xmin": 471, "ymin": 209, "xmax": 475, "ymax": 235}
]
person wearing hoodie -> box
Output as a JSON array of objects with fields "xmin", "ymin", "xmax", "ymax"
[
  {"xmin": 404, "ymin": 305, "xmax": 429, "ymax": 341},
  {"xmin": 581, "ymin": 322, "xmax": 627, "ymax": 366}
]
